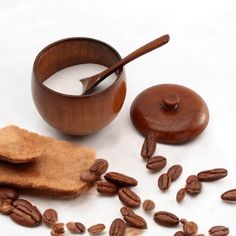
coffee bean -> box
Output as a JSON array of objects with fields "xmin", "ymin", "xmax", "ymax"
[
  {"xmin": 43, "ymin": 208, "xmax": 58, "ymax": 226},
  {"xmin": 88, "ymin": 223, "xmax": 105, "ymax": 234},
  {"xmin": 186, "ymin": 175, "xmax": 198, "ymax": 184},
  {"xmin": 120, "ymin": 207, "xmax": 147, "ymax": 229},
  {"xmin": 120, "ymin": 207, "xmax": 135, "ymax": 217},
  {"xmin": 66, "ymin": 222, "xmax": 86, "ymax": 233},
  {"xmin": 51, "ymin": 223, "xmax": 65, "ymax": 236},
  {"xmin": 118, "ymin": 188, "xmax": 141, "ymax": 208},
  {"xmin": 10, "ymin": 199, "xmax": 42, "ymax": 227},
  {"xmin": 0, "ymin": 187, "xmax": 19, "ymax": 200},
  {"xmin": 90, "ymin": 159, "xmax": 109, "ymax": 175},
  {"xmin": 185, "ymin": 175, "xmax": 202, "ymax": 195},
  {"xmin": 141, "ymin": 132, "xmax": 156, "ymax": 159},
  {"xmin": 142, "ymin": 199, "xmax": 155, "ymax": 211},
  {"xmin": 221, "ymin": 189, "xmax": 236, "ymax": 201},
  {"xmin": 146, "ymin": 156, "xmax": 167, "ymax": 171},
  {"xmin": 174, "ymin": 231, "xmax": 185, "ymax": 236},
  {"xmin": 0, "ymin": 187, "xmax": 18, "ymax": 215},
  {"xmin": 181, "ymin": 219, "xmax": 198, "ymax": 236},
  {"xmin": 0, "ymin": 199, "xmax": 14, "ymax": 214},
  {"xmin": 209, "ymin": 225, "xmax": 229, "ymax": 236},
  {"xmin": 158, "ymin": 173, "xmax": 171, "ymax": 191},
  {"xmin": 176, "ymin": 188, "xmax": 186, "ymax": 203},
  {"xmin": 104, "ymin": 172, "xmax": 137, "ymax": 187},
  {"xmin": 167, "ymin": 165, "xmax": 183, "ymax": 182},
  {"xmin": 197, "ymin": 168, "xmax": 228, "ymax": 182},
  {"xmin": 97, "ymin": 181, "xmax": 119, "ymax": 195},
  {"xmin": 154, "ymin": 211, "xmax": 179, "ymax": 227},
  {"xmin": 109, "ymin": 218, "xmax": 126, "ymax": 236},
  {"xmin": 123, "ymin": 214, "xmax": 147, "ymax": 229},
  {"xmin": 80, "ymin": 170, "xmax": 101, "ymax": 183}
]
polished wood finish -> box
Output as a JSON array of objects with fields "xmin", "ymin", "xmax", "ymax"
[
  {"xmin": 81, "ymin": 35, "xmax": 170, "ymax": 94},
  {"xmin": 32, "ymin": 38, "xmax": 126, "ymax": 135},
  {"xmin": 130, "ymin": 84, "xmax": 209, "ymax": 144}
]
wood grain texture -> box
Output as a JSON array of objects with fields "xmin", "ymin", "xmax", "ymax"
[
  {"xmin": 32, "ymin": 37, "xmax": 126, "ymax": 135},
  {"xmin": 80, "ymin": 35, "xmax": 169, "ymax": 94},
  {"xmin": 130, "ymin": 84, "xmax": 209, "ymax": 144}
]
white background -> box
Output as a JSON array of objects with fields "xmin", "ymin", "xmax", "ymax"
[{"xmin": 0, "ymin": 0, "xmax": 236, "ymax": 235}]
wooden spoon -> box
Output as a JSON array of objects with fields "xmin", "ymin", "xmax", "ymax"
[{"xmin": 80, "ymin": 34, "xmax": 170, "ymax": 94}]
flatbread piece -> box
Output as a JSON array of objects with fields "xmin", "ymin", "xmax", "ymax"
[{"xmin": 0, "ymin": 125, "xmax": 96, "ymax": 198}]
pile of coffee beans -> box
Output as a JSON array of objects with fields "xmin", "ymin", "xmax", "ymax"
[
  {"xmin": 176, "ymin": 168, "xmax": 228, "ymax": 203},
  {"xmin": 141, "ymin": 133, "xmax": 183, "ymax": 192},
  {"xmin": 0, "ymin": 186, "xmax": 108, "ymax": 235},
  {"xmin": 0, "ymin": 148, "xmax": 235, "ymax": 235},
  {"xmin": 80, "ymin": 158, "xmax": 109, "ymax": 183},
  {"xmin": 140, "ymin": 135, "xmax": 232, "ymax": 235},
  {"xmin": 158, "ymin": 164, "xmax": 183, "ymax": 191}
]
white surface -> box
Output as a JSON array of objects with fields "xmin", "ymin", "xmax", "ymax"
[{"xmin": 0, "ymin": 0, "xmax": 236, "ymax": 235}]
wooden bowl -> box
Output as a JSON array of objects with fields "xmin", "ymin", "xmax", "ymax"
[{"xmin": 32, "ymin": 37, "xmax": 126, "ymax": 135}]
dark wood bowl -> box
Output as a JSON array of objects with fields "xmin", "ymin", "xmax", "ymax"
[{"xmin": 32, "ymin": 37, "xmax": 126, "ymax": 135}]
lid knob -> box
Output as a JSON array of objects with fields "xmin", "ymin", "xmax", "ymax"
[{"xmin": 163, "ymin": 93, "xmax": 180, "ymax": 111}]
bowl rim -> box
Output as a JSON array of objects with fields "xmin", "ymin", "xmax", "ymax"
[{"xmin": 32, "ymin": 37, "xmax": 124, "ymax": 98}]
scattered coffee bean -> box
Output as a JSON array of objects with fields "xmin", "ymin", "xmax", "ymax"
[
  {"xmin": 174, "ymin": 231, "xmax": 185, "ymax": 236},
  {"xmin": 141, "ymin": 132, "xmax": 156, "ymax": 159},
  {"xmin": 109, "ymin": 218, "xmax": 126, "ymax": 236},
  {"xmin": 154, "ymin": 211, "xmax": 179, "ymax": 227},
  {"xmin": 120, "ymin": 207, "xmax": 147, "ymax": 229},
  {"xmin": 186, "ymin": 175, "xmax": 198, "ymax": 184},
  {"xmin": 176, "ymin": 188, "xmax": 186, "ymax": 203},
  {"xmin": 0, "ymin": 199, "xmax": 13, "ymax": 214},
  {"xmin": 118, "ymin": 188, "xmax": 141, "ymax": 208},
  {"xmin": 123, "ymin": 214, "xmax": 147, "ymax": 229},
  {"xmin": 209, "ymin": 225, "xmax": 229, "ymax": 236},
  {"xmin": 80, "ymin": 170, "xmax": 101, "ymax": 183},
  {"xmin": 90, "ymin": 159, "xmax": 109, "ymax": 175},
  {"xmin": 96, "ymin": 181, "xmax": 119, "ymax": 195},
  {"xmin": 43, "ymin": 208, "xmax": 58, "ymax": 226},
  {"xmin": 120, "ymin": 207, "xmax": 135, "ymax": 217},
  {"xmin": 0, "ymin": 187, "xmax": 19, "ymax": 214},
  {"xmin": 10, "ymin": 199, "xmax": 42, "ymax": 227},
  {"xmin": 167, "ymin": 165, "xmax": 183, "ymax": 182},
  {"xmin": 158, "ymin": 173, "xmax": 171, "ymax": 191},
  {"xmin": 88, "ymin": 223, "xmax": 105, "ymax": 234},
  {"xmin": 181, "ymin": 219, "xmax": 198, "ymax": 236},
  {"xmin": 104, "ymin": 172, "xmax": 137, "ymax": 187},
  {"xmin": 51, "ymin": 223, "xmax": 65, "ymax": 236},
  {"xmin": 0, "ymin": 187, "xmax": 19, "ymax": 200},
  {"xmin": 185, "ymin": 175, "xmax": 202, "ymax": 195},
  {"xmin": 221, "ymin": 189, "xmax": 236, "ymax": 201},
  {"xmin": 142, "ymin": 199, "xmax": 155, "ymax": 211},
  {"xmin": 197, "ymin": 168, "xmax": 228, "ymax": 182},
  {"xmin": 66, "ymin": 222, "xmax": 86, "ymax": 233},
  {"xmin": 146, "ymin": 156, "xmax": 167, "ymax": 171}
]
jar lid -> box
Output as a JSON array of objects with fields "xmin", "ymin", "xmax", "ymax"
[{"xmin": 130, "ymin": 84, "xmax": 209, "ymax": 144}]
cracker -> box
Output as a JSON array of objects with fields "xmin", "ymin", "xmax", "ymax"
[
  {"xmin": 0, "ymin": 125, "xmax": 42, "ymax": 163},
  {"xmin": 0, "ymin": 125, "xmax": 96, "ymax": 198}
]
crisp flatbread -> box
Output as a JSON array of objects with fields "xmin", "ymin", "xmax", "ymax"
[
  {"xmin": 0, "ymin": 125, "xmax": 42, "ymax": 163},
  {"xmin": 0, "ymin": 125, "xmax": 95, "ymax": 198}
]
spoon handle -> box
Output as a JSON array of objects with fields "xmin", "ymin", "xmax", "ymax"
[{"xmin": 97, "ymin": 34, "xmax": 170, "ymax": 81}]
